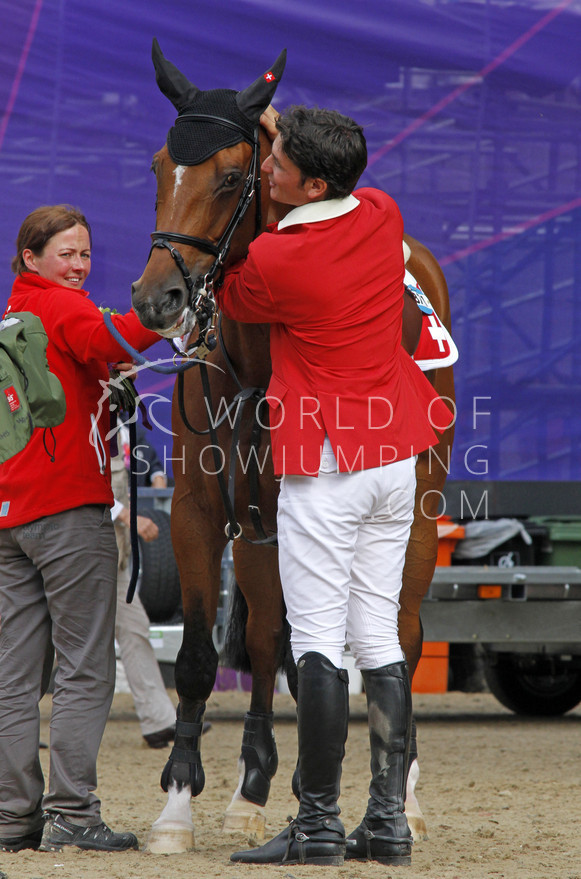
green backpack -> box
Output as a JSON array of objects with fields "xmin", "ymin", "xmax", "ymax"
[{"xmin": 0, "ymin": 312, "xmax": 66, "ymax": 464}]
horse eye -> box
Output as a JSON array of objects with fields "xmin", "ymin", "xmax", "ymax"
[{"xmin": 224, "ymin": 172, "xmax": 241, "ymax": 188}]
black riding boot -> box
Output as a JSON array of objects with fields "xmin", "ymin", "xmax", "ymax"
[
  {"xmin": 346, "ymin": 660, "xmax": 413, "ymax": 866},
  {"xmin": 231, "ymin": 651, "xmax": 349, "ymax": 865}
]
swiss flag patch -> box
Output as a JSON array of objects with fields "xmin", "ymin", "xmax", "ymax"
[
  {"xmin": 4, "ymin": 386, "xmax": 21, "ymax": 412},
  {"xmin": 263, "ymin": 71, "xmax": 276, "ymax": 82},
  {"xmin": 414, "ymin": 310, "xmax": 457, "ymax": 370},
  {"xmin": 405, "ymin": 270, "xmax": 458, "ymax": 372}
]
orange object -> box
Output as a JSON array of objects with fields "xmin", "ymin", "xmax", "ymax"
[
  {"xmin": 411, "ymin": 642, "xmax": 449, "ymax": 693},
  {"xmin": 414, "ymin": 520, "xmax": 461, "ymax": 692},
  {"xmin": 436, "ymin": 516, "xmax": 465, "ymax": 566},
  {"xmin": 478, "ymin": 584, "xmax": 502, "ymax": 599}
]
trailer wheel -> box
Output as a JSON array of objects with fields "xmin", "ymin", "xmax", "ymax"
[
  {"xmin": 483, "ymin": 652, "xmax": 581, "ymax": 716},
  {"xmin": 137, "ymin": 508, "xmax": 182, "ymax": 623}
]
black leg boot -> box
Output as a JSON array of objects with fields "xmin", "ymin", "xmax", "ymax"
[
  {"xmin": 346, "ymin": 660, "xmax": 413, "ymax": 866},
  {"xmin": 231, "ymin": 651, "xmax": 349, "ymax": 865}
]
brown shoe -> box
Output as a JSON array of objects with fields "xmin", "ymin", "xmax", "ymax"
[
  {"xmin": 143, "ymin": 726, "xmax": 175, "ymax": 748},
  {"xmin": 143, "ymin": 722, "xmax": 212, "ymax": 748}
]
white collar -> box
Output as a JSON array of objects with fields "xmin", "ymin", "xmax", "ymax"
[{"xmin": 276, "ymin": 194, "xmax": 360, "ymax": 230}]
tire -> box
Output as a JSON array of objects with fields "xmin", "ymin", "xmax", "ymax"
[
  {"xmin": 213, "ymin": 548, "xmax": 235, "ymax": 657},
  {"xmin": 137, "ymin": 507, "xmax": 182, "ymax": 623},
  {"xmin": 483, "ymin": 651, "xmax": 581, "ymax": 716}
]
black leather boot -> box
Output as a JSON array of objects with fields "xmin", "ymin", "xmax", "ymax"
[
  {"xmin": 231, "ymin": 652, "xmax": 349, "ymax": 865},
  {"xmin": 346, "ymin": 660, "xmax": 413, "ymax": 866}
]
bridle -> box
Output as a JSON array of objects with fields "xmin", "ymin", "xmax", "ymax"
[
  {"xmin": 148, "ymin": 114, "xmax": 263, "ymax": 355},
  {"xmin": 142, "ymin": 112, "xmax": 275, "ymax": 545},
  {"xmin": 105, "ymin": 111, "xmax": 276, "ymax": 555}
]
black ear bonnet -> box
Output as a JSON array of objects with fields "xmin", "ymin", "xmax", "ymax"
[
  {"xmin": 168, "ymin": 90, "xmax": 256, "ymax": 165},
  {"xmin": 152, "ymin": 40, "xmax": 286, "ymax": 166}
]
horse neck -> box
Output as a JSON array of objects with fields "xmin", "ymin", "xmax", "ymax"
[{"xmin": 220, "ymin": 317, "xmax": 272, "ymax": 390}]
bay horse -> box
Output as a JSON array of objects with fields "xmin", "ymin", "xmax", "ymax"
[{"xmin": 131, "ymin": 41, "xmax": 455, "ymax": 853}]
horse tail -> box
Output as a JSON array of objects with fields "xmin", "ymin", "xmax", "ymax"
[
  {"xmin": 223, "ymin": 580, "xmax": 293, "ymax": 677},
  {"xmin": 224, "ymin": 580, "xmax": 251, "ymax": 672}
]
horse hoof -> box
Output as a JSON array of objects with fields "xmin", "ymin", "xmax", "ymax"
[
  {"xmin": 407, "ymin": 814, "xmax": 429, "ymax": 842},
  {"xmin": 146, "ymin": 823, "xmax": 195, "ymax": 853},
  {"xmin": 222, "ymin": 809, "xmax": 266, "ymax": 839}
]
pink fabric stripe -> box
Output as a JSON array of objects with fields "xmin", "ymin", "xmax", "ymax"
[
  {"xmin": 440, "ymin": 196, "xmax": 581, "ymax": 267},
  {"xmin": 0, "ymin": 0, "xmax": 44, "ymax": 153},
  {"xmin": 368, "ymin": 0, "xmax": 574, "ymax": 168}
]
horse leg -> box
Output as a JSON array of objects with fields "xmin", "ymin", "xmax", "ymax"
[
  {"xmin": 398, "ymin": 388, "xmax": 453, "ymax": 840},
  {"xmin": 148, "ymin": 502, "xmax": 225, "ymax": 853},
  {"xmin": 399, "ymin": 444, "xmax": 447, "ymax": 842},
  {"xmin": 222, "ymin": 541, "xmax": 287, "ymax": 837}
]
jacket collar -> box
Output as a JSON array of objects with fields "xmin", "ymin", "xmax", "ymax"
[
  {"xmin": 15, "ymin": 272, "xmax": 90, "ymax": 298},
  {"xmin": 277, "ymin": 194, "xmax": 360, "ymax": 230}
]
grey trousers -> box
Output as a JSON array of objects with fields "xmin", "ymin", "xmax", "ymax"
[
  {"xmin": 0, "ymin": 505, "xmax": 117, "ymax": 836},
  {"xmin": 115, "ymin": 566, "xmax": 176, "ymax": 736}
]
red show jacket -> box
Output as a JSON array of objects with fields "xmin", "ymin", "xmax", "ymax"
[
  {"xmin": 217, "ymin": 188, "xmax": 454, "ymax": 476},
  {"xmin": 0, "ymin": 273, "xmax": 159, "ymax": 528}
]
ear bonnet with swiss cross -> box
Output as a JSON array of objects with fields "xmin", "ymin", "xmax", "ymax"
[{"xmin": 152, "ymin": 39, "xmax": 287, "ymax": 166}]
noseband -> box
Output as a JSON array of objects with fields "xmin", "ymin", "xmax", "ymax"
[{"xmin": 149, "ymin": 114, "xmax": 263, "ymax": 349}]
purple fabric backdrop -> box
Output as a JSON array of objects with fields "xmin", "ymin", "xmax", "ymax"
[{"xmin": 1, "ymin": 0, "xmax": 580, "ymax": 481}]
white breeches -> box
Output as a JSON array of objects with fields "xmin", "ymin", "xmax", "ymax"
[{"xmin": 277, "ymin": 446, "xmax": 416, "ymax": 670}]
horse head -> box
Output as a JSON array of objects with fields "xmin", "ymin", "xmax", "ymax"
[{"xmin": 131, "ymin": 40, "xmax": 286, "ymax": 337}]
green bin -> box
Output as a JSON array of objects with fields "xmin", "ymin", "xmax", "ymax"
[{"xmin": 529, "ymin": 516, "xmax": 581, "ymax": 566}]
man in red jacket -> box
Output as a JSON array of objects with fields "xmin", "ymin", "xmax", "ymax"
[{"xmin": 220, "ymin": 105, "xmax": 453, "ymax": 867}]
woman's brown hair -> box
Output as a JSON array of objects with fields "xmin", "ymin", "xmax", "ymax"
[{"xmin": 11, "ymin": 204, "xmax": 92, "ymax": 274}]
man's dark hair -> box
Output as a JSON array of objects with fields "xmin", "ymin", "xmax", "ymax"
[{"xmin": 275, "ymin": 105, "xmax": 367, "ymax": 199}]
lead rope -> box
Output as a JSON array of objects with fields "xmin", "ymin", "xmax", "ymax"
[{"xmin": 126, "ymin": 416, "xmax": 140, "ymax": 603}]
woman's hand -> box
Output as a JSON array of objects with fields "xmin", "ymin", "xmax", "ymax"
[
  {"xmin": 136, "ymin": 514, "xmax": 159, "ymax": 542},
  {"xmin": 111, "ymin": 362, "xmax": 137, "ymax": 376}
]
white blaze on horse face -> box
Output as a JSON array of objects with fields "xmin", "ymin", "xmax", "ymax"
[{"xmin": 173, "ymin": 164, "xmax": 187, "ymax": 200}]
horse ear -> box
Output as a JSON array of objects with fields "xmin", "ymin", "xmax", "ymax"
[
  {"xmin": 152, "ymin": 38, "xmax": 200, "ymax": 112},
  {"xmin": 236, "ymin": 49, "xmax": 287, "ymax": 123}
]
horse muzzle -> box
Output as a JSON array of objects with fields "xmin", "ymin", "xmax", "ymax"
[
  {"xmin": 156, "ymin": 306, "xmax": 197, "ymax": 339},
  {"xmin": 131, "ymin": 276, "xmax": 196, "ymax": 336}
]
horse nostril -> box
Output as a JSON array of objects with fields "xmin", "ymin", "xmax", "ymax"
[{"xmin": 163, "ymin": 287, "xmax": 186, "ymax": 315}]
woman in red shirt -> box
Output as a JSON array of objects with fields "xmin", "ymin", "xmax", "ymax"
[{"xmin": 0, "ymin": 205, "xmax": 159, "ymax": 853}]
